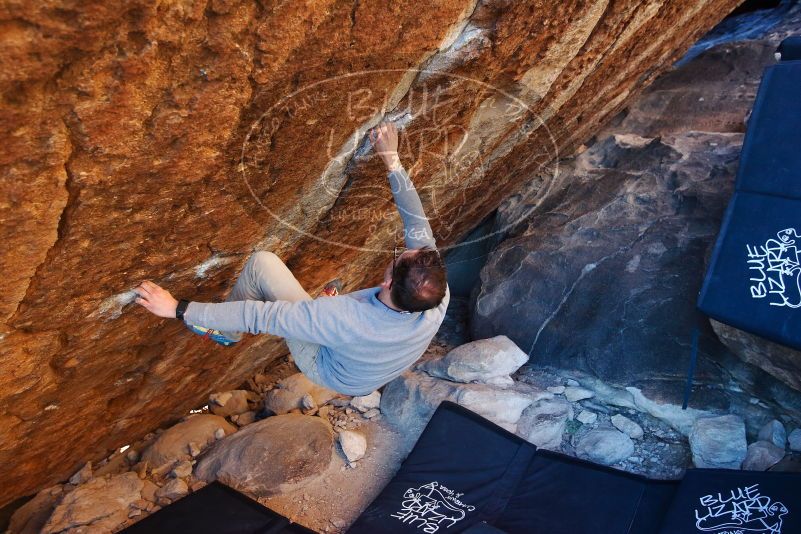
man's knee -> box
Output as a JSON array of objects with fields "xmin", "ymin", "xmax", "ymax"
[{"xmin": 249, "ymin": 250, "xmax": 282, "ymax": 276}]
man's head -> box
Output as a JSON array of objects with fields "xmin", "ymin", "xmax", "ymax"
[{"xmin": 383, "ymin": 246, "xmax": 447, "ymax": 312}]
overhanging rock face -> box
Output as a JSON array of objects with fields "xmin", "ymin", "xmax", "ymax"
[{"xmin": 0, "ymin": 0, "xmax": 738, "ymax": 505}]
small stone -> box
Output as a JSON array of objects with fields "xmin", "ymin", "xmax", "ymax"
[
  {"xmin": 157, "ymin": 497, "xmax": 171, "ymax": 507},
  {"xmin": 611, "ymin": 414, "xmax": 644, "ymax": 439},
  {"xmin": 301, "ymin": 393, "xmax": 316, "ymax": 411},
  {"xmin": 743, "ymin": 441, "xmax": 785, "ymax": 471},
  {"xmin": 547, "ymin": 386, "xmax": 565, "ymax": 394},
  {"xmin": 318, "ymin": 406, "xmax": 332, "ymax": 418},
  {"xmin": 689, "ymin": 415, "xmax": 747, "ymax": 469},
  {"xmin": 235, "ymin": 411, "xmax": 257, "ymax": 427},
  {"xmin": 788, "ymin": 429, "xmax": 801, "ymax": 452},
  {"xmin": 337, "ymin": 430, "xmax": 367, "ymax": 463},
  {"xmin": 171, "ymin": 460, "xmax": 193, "ymax": 479},
  {"xmin": 564, "ymin": 387, "xmax": 594, "ymax": 403},
  {"xmin": 209, "ymin": 390, "xmax": 255, "ymax": 417},
  {"xmin": 155, "ymin": 478, "xmax": 189, "ymax": 501},
  {"xmin": 128, "ymin": 508, "xmax": 143, "ymax": 518},
  {"xmin": 566, "ymin": 379, "xmax": 580, "ymax": 387},
  {"xmin": 350, "ymin": 391, "xmax": 381, "ymax": 413},
  {"xmin": 363, "ymin": 408, "xmax": 381, "ymax": 419},
  {"xmin": 576, "ymin": 429, "xmax": 634, "ymax": 465},
  {"xmin": 68, "ymin": 462, "xmax": 92, "ymax": 485},
  {"xmin": 133, "ymin": 461, "xmax": 148, "ymax": 479},
  {"xmin": 141, "ymin": 480, "xmax": 159, "ymax": 502},
  {"xmin": 132, "ymin": 499, "xmax": 149, "ymax": 510},
  {"xmin": 214, "ymin": 428, "xmax": 225, "ymax": 440},
  {"xmin": 345, "ymin": 407, "xmax": 354, "ymax": 415},
  {"xmin": 576, "ymin": 410, "xmax": 597, "ymax": 424},
  {"xmin": 188, "ymin": 442, "xmax": 202, "ymax": 457},
  {"xmin": 126, "ymin": 450, "xmax": 140, "ymax": 464},
  {"xmin": 758, "ymin": 420, "xmax": 787, "ymax": 449}
]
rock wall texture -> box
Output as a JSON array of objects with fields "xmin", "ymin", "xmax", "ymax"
[
  {"xmin": 0, "ymin": 0, "xmax": 738, "ymax": 506},
  {"xmin": 472, "ymin": 5, "xmax": 801, "ymax": 424}
]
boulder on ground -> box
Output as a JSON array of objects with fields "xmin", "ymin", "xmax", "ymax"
[
  {"xmin": 155, "ymin": 478, "xmax": 189, "ymax": 501},
  {"xmin": 263, "ymin": 373, "xmax": 339, "ymax": 415},
  {"xmin": 350, "ymin": 391, "xmax": 381, "ymax": 413},
  {"xmin": 419, "ymin": 335, "xmax": 528, "ymax": 386},
  {"xmin": 575, "ymin": 429, "xmax": 634, "ymax": 466},
  {"xmin": 689, "ymin": 415, "xmax": 747, "ymax": 469},
  {"xmin": 456, "ymin": 387, "xmax": 535, "ymax": 432},
  {"xmin": 758, "ymin": 419, "xmax": 787, "ymax": 449},
  {"xmin": 516, "ymin": 397, "xmax": 572, "ymax": 450},
  {"xmin": 141, "ymin": 414, "xmax": 236, "ymax": 468},
  {"xmin": 577, "ymin": 410, "xmax": 597, "ymax": 425},
  {"xmin": 564, "ymin": 387, "xmax": 594, "ymax": 403},
  {"xmin": 381, "ymin": 371, "xmax": 549, "ymax": 435},
  {"xmin": 8, "ymin": 485, "xmax": 63, "ymax": 534},
  {"xmin": 611, "ymin": 414, "xmax": 644, "ymax": 439},
  {"xmin": 209, "ymin": 390, "xmax": 258, "ymax": 417},
  {"xmin": 195, "ymin": 414, "xmax": 333, "ymax": 497},
  {"xmin": 338, "ymin": 430, "xmax": 367, "ymax": 463},
  {"xmin": 743, "ymin": 440, "xmax": 785, "ymax": 471},
  {"xmin": 42, "ymin": 473, "xmax": 143, "ymax": 534},
  {"xmin": 788, "ymin": 428, "xmax": 801, "ymax": 452}
]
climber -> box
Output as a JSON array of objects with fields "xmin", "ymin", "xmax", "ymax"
[{"xmin": 134, "ymin": 121, "xmax": 450, "ymax": 396}]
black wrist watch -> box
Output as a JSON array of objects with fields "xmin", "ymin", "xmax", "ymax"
[{"xmin": 175, "ymin": 299, "xmax": 190, "ymax": 321}]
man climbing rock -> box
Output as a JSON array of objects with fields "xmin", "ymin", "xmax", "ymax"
[{"xmin": 134, "ymin": 121, "xmax": 449, "ymax": 396}]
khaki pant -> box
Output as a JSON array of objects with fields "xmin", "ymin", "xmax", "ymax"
[{"xmin": 224, "ymin": 251, "xmax": 326, "ymax": 387}]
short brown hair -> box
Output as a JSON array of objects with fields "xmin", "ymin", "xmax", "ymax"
[{"xmin": 391, "ymin": 246, "xmax": 447, "ymax": 311}]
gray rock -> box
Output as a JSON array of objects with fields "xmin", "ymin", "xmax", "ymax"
[
  {"xmin": 611, "ymin": 414, "xmax": 644, "ymax": 439},
  {"xmin": 564, "ymin": 387, "xmax": 594, "ymax": 403},
  {"xmin": 577, "ymin": 410, "xmax": 597, "ymax": 425},
  {"xmin": 742, "ymin": 440, "xmax": 785, "ymax": 471},
  {"xmin": 196, "ymin": 414, "xmax": 333, "ymax": 496},
  {"xmin": 351, "ymin": 391, "xmax": 381, "ymax": 413},
  {"xmin": 337, "ymin": 430, "xmax": 367, "ymax": 463},
  {"xmin": 264, "ymin": 373, "xmax": 339, "ymax": 415},
  {"xmin": 758, "ymin": 419, "xmax": 787, "ymax": 449},
  {"xmin": 711, "ymin": 319, "xmax": 801, "ymax": 392},
  {"xmin": 566, "ymin": 379, "xmax": 580, "ymax": 387},
  {"xmin": 209, "ymin": 390, "xmax": 256, "ymax": 417},
  {"xmin": 689, "ymin": 415, "xmax": 747, "ymax": 469},
  {"xmin": 156, "ymin": 478, "xmax": 189, "ymax": 501},
  {"xmin": 419, "ymin": 335, "xmax": 528, "ymax": 385},
  {"xmin": 789, "ymin": 429, "xmax": 801, "ymax": 452},
  {"xmin": 547, "ymin": 386, "xmax": 565, "ymax": 394},
  {"xmin": 456, "ymin": 387, "xmax": 535, "ymax": 433},
  {"xmin": 232, "ymin": 411, "xmax": 257, "ymax": 427},
  {"xmin": 516, "ymin": 397, "xmax": 572, "ymax": 450},
  {"xmin": 381, "ymin": 371, "xmax": 550, "ymax": 436},
  {"xmin": 142, "ymin": 414, "xmax": 236, "ymax": 468},
  {"xmin": 42, "ymin": 473, "xmax": 143, "ymax": 534},
  {"xmin": 171, "ymin": 460, "xmax": 193, "ymax": 479},
  {"xmin": 576, "ymin": 429, "xmax": 634, "ymax": 466}
]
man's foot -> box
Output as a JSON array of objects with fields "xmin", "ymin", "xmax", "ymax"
[
  {"xmin": 185, "ymin": 323, "xmax": 239, "ymax": 347},
  {"xmin": 320, "ymin": 278, "xmax": 343, "ymax": 297}
]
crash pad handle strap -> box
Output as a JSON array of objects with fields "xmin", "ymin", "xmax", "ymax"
[{"xmin": 682, "ymin": 326, "xmax": 700, "ymax": 410}]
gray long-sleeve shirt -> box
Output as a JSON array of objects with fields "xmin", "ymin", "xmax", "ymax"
[{"xmin": 184, "ymin": 165, "xmax": 450, "ymax": 395}]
